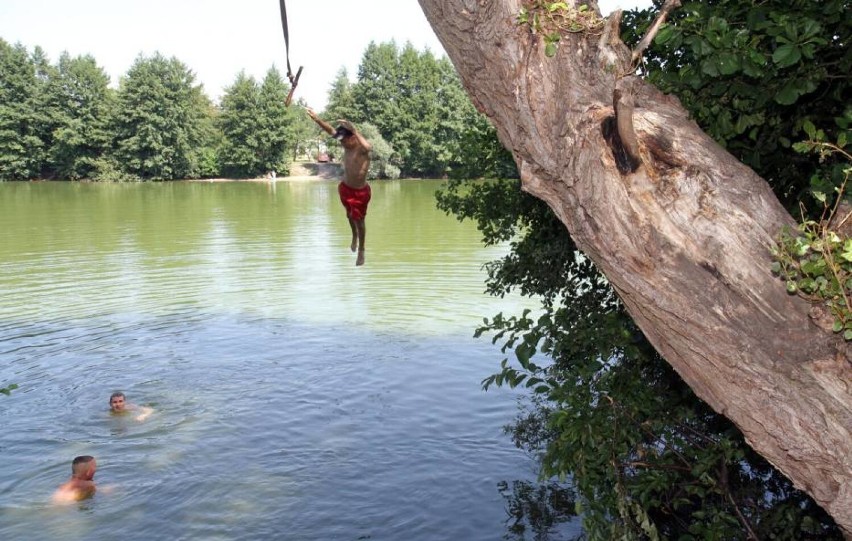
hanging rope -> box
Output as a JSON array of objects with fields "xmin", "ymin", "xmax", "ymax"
[{"xmin": 279, "ymin": 0, "xmax": 303, "ymax": 106}]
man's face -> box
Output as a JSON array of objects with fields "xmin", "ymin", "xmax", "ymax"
[
  {"xmin": 110, "ymin": 395, "xmax": 126, "ymax": 412},
  {"xmin": 340, "ymin": 132, "xmax": 356, "ymax": 149},
  {"xmin": 85, "ymin": 460, "xmax": 97, "ymax": 481}
]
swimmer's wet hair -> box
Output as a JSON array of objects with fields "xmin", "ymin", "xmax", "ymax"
[
  {"xmin": 109, "ymin": 391, "xmax": 125, "ymax": 402},
  {"xmin": 72, "ymin": 455, "xmax": 94, "ymax": 474}
]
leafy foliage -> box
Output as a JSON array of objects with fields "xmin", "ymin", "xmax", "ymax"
[
  {"xmin": 773, "ymin": 128, "xmax": 852, "ymax": 339},
  {"xmin": 518, "ymin": 1, "xmax": 605, "ymax": 57},
  {"xmin": 47, "ymin": 52, "xmax": 116, "ymax": 180},
  {"xmin": 633, "ymin": 0, "xmax": 851, "ymax": 212},
  {"xmin": 112, "ymin": 53, "xmax": 213, "ymax": 180},
  {"xmin": 438, "ymin": 0, "xmax": 850, "ymax": 537},
  {"xmin": 0, "ymin": 39, "xmax": 46, "ymax": 180},
  {"xmin": 349, "ymin": 41, "xmax": 487, "ymax": 178},
  {"xmin": 499, "ymin": 477, "xmax": 578, "ymax": 540}
]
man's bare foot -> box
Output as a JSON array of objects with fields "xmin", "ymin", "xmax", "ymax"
[
  {"xmin": 350, "ymin": 239, "xmax": 357, "ymax": 252},
  {"xmin": 356, "ymin": 250, "xmax": 365, "ymax": 266}
]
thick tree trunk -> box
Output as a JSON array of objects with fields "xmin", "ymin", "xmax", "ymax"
[{"xmin": 418, "ymin": 0, "xmax": 852, "ymax": 534}]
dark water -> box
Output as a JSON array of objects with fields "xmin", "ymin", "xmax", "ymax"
[{"xmin": 0, "ymin": 180, "xmax": 581, "ymax": 540}]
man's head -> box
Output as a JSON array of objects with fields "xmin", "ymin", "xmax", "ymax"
[
  {"xmin": 71, "ymin": 456, "xmax": 96, "ymax": 480},
  {"xmin": 109, "ymin": 392, "xmax": 126, "ymax": 412},
  {"xmin": 333, "ymin": 125, "xmax": 353, "ymax": 141}
]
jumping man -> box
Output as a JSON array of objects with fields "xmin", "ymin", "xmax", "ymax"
[{"xmin": 305, "ymin": 107, "xmax": 372, "ymax": 266}]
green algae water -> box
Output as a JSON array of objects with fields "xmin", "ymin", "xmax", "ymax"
[{"xmin": 0, "ymin": 180, "xmax": 581, "ymax": 540}]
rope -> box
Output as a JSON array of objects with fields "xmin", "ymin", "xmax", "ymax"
[{"xmin": 279, "ymin": 0, "xmax": 303, "ymax": 106}]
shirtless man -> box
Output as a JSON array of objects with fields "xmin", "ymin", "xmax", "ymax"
[
  {"xmin": 52, "ymin": 455, "xmax": 97, "ymax": 504},
  {"xmin": 109, "ymin": 391, "xmax": 153, "ymax": 422},
  {"xmin": 305, "ymin": 107, "xmax": 373, "ymax": 266}
]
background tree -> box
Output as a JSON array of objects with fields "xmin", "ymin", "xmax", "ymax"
[
  {"xmin": 423, "ymin": 0, "xmax": 851, "ymax": 535},
  {"xmin": 29, "ymin": 46, "xmax": 64, "ymax": 179},
  {"xmin": 47, "ymin": 52, "xmax": 115, "ymax": 180},
  {"xmin": 255, "ymin": 67, "xmax": 296, "ymax": 176},
  {"xmin": 352, "ymin": 41, "xmax": 401, "ymax": 136},
  {"xmin": 324, "ymin": 68, "xmax": 360, "ymax": 123},
  {"xmin": 112, "ymin": 53, "xmax": 211, "ymax": 180},
  {"xmin": 359, "ymin": 123, "xmax": 399, "ymax": 180},
  {"xmin": 0, "ymin": 40, "xmax": 45, "ymax": 180},
  {"xmin": 288, "ymin": 97, "xmax": 320, "ymax": 161},
  {"xmin": 218, "ymin": 71, "xmax": 261, "ymax": 178}
]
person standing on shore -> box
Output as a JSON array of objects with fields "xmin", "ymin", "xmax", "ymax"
[{"xmin": 305, "ymin": 107, "xmax": 372, "ymax": 266}]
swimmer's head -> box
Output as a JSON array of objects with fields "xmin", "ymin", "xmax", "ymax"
[
  {"xmin": 71, "ymin": 456, "xmax": 96, "ymax": 480},
  {"xmin": 109, "ymin": 392, "xmax": 126, "ymax": 412}
]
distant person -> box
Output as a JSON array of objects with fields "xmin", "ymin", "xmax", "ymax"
[
  {"xmin": 52, "ymin": 455, "xmax": 97, "ymax": 504},
  {"xmin": 109, "ymin": 391, "xmax": 153, "ymax": 422},
  {"xmin": 305, "ymin": 107, "xmax": 373, "ymax": 266}
]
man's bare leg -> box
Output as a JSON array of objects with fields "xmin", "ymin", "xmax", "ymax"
[
  {"xmin": 355, "ymin": 220, "xmax": 366, "ymax": 266},
  {"xmin": 347, "ymin": 217, "xmax": 357, "ymax": 252}
]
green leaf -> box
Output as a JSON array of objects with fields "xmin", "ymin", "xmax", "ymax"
[
  {"xmin": 700, "ymin": 59, "xmax": 720, "ymax": 77},
  {"xmin": 772, "ymin": 43, "xmax": 801, "ymax": 67},
  {"xmin": 545, "ymin": 42, "xmax": 558, "ymax": 57},
  {"xmin": 802, "ymin": 119, "xmax": 817, "ymax": 139},
  {"xmin": 775, "ymin": 82, "xmax": 800, "ymax": 105},
  {"xmin": 655, "ymin": 25, "xmax": 676, "ymax": 45},
  {"xmin": 716, "ymin": 52, "xmax": 740, "ymax": 75},
  {"xmin": 844, "ymin": 329, "xmax": 852, "ymax": 341}
]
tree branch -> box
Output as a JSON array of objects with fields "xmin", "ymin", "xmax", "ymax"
[{"xmin": 631, "ymin": 0, "xmax": 682, "ymax": 63}]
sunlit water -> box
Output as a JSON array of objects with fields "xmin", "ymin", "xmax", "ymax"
[{"xmin": 0, "ymin": 180, "xmax": 581, "ymax": 540}]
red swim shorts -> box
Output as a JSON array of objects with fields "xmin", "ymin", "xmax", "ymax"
[{"xmin": 338, "ymin": 182, "xmax": 372, "ymax": 221}]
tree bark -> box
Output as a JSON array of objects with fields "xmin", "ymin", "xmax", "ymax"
[{"xmin": 418, "ymin": 0, "xmax": 852, "ymax": 534}]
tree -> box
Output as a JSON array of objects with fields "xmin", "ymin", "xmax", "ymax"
[
  {"xmin": 629, "ymin": 0, "xmax": 850, "ymax": 212},
  {"xmin": 352, "ymin": 41, "xmax": 402, "ymax": 136},
  {"xmin": 419, "ymin": 0, "xmax": 851, "ymax": 534},
  {"xmin": 47, "ymin": 52, "xmax": 115, "ymax": 180},
  {"xmin": 256, "ymin": 67, "xmax": 296, "ymax": 176},
  {"xmin": 324, "ymin": 68, "xmax": 360, "ymax": 123},
  {"xmin": 358, "ymin": 123, "xmax": 399, "ymax": 180},
  {"xmin": 218, "ymin": 71, "xmax": 261, "ymax": 177},
  {"xmin": 0, "ymin": 40, "xmax": 45, "ymax": 180},
  {"xmin": 287, "ymin": 97, "xmax": 319, "ymax": 161},
  {"xmin": 112, "ymin": 53, "xmax": 211, "ymax": 180}
]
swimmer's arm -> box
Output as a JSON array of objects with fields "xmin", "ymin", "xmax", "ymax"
[{"xmin": 134, "ymin": 406, "xmax": 154, "ymax": 422}]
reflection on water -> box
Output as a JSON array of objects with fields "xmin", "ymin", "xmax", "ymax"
[{"xmin": 0, "ymin": 180, "xmax": 582, "ymax": 540}]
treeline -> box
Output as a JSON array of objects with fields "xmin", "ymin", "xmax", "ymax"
[{"xmin": 0, "ymin": 38, "xmax": 516, "ymax": 181}]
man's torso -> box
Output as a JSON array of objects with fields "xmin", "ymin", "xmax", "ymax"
[{"xmin": 341, "ymin": 147, "xmax": 371, "ymax": 189}]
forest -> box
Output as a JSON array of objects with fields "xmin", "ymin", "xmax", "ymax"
[
  {"xmin": 0, "ymin": 38, "xmax": 502, "ymax": 182},
  {"xmin": 2, "ymin": 0, "xmax": 851, "ymax": 537}
]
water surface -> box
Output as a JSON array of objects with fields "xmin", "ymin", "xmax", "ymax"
[{"xmin": 0, "ymin": 180, "xmax": 580, "ymax": 540}]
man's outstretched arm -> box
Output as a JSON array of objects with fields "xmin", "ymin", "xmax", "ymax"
[{"xmin": 305, "ymin": 107, "xmax": 335, "ymax": 135}]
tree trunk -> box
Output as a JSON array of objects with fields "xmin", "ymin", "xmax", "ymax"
[{"xmin": 418, "ymin": 0, "xmax": 852, "ymax": 534}]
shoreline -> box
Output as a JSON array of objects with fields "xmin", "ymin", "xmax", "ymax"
[{"xmin": 189, "ymin": 176, "xmax": 330, "ymax": 183}]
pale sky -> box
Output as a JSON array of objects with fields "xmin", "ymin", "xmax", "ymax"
[{"xmin": 0, "ymin": 0, "xmax": 651, "ymax": 110}]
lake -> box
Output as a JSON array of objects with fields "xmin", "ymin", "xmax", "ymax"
[{"xmin": 0, "ymin": 180, "xmax": 581, "ymax": 540}]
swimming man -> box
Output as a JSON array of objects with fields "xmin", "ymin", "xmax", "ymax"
[
  {"xmin": 109, "ymin": 391, "xmax": 153, "ymax": 422},
  {"xmin": 52, "ymin": 455, "xmax": 97, "ymax": 504}
]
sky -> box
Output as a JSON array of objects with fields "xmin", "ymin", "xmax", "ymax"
[{"xmin": 0, "ymin": 0, "xmax": 651, "ymax": 110}]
